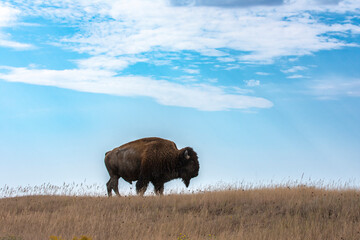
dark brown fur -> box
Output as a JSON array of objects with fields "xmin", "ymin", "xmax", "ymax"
[{"xmin": 105, "ymin": 137, "xmax": 199, "ymax": 196}]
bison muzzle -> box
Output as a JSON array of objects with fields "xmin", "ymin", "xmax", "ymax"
[{"xmin": 105, "ymin": 137, "xmax": 199, "ymax": 196}]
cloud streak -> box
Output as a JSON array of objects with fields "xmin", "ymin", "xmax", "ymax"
[
  {"xmin": 75, "ymin": 55, "xmax": 148, "ymax": 71},
  {"xmin": 170, "ymin": 0, "xmax": 284, "ymax": 7},
  {"xmin": 309, "ymin": 78, "xmax": 360, "ymax": 99},
  {"xmin": 281, "ymin": 66, "xmax": 308, "ymax": 74},
  {"xmin": 0, "ymin": 3, "xmax": 33, "ymax": 49},
  {"xmin": 0, "ymin": 67, "xmax": 273, "ymax": 111},
  {"xmin": 0, "ymin": 37, "xmax": 33, "ymax": 49}
]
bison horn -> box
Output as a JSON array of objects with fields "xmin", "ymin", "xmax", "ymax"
[{"xmin": 184, "ymin": 150, "xmax": 190, "ymax": 160}]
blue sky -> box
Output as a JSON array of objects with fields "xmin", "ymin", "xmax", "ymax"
[{"xmin": 0, "ymin": 0, "xmax": 360, "ymax": 193}]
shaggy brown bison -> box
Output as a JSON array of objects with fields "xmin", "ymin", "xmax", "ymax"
[{"xmin": 105, "ymin": 137, "xmax": 199, "ymax": 196}]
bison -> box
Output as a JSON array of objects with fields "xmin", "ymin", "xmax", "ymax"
[{"xmin": 105, "ymin": 137, "xmax": 199, "ymax": 196}]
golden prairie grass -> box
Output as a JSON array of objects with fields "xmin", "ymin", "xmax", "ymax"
[{"xmin": 0, "ymin": 185, "xmax": 359, "ymax": 240}]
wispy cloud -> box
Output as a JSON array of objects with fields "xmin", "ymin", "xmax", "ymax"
[
  {"xmin": 183, "ymin": 68, "xmax": 200, "ymax": 74},
  {"xmin": 309, "ymin": 78, "xmax": 360, "ymax": 99},
  {"xmin": 0, "ymin": 67, "xmax": 273, "ymax": 111},
  {"xmin": 217, "ymin": 57, "xmax": 236, "ymax": 62},
  {"xmin": 10, "ymin": 0, "xmax": 359, "ymax": 64},
  {"xmin": 2, "ymin": 0, "xmax": 360, "ymax": 111},
  {"xmin": 244, "ymin": 79, "xmax": 260, "ymax": 87},
  {"xmin": 281, "ymin": 66, "xmax": 308, "ymax": 73},
  {"xmin": 173, "ymin": 75, "xmax": 199, "ymax": 82},
  {"xmin": 72, "ymin": 6, "xmax": 359, "ymax": 63},
  {"xmin": 256, "ymin": 72, "xmax": 270, "ymax": 76},
  {"xmin": 287, "ymin": 74, "xmax": 307, "ymax": 79},
  {"xmin": 0, "ymin": 3, "xmax": 33, "ymax": 49},
  {"xmin": 0, "ymin": 3, "xmax": 18, "ymax": 27},
  {"xmin": 282, "ymin": 65, "xmax": 309, "ymax": 79},
  {"xmin": 170, "ymin": 0, "xmax": 284, "ymax": 7},
  {"xmin": 0, "ymin": 37, "xmax": 33, "ymax": 49},
  {"xmin": 75, "ymin": 55, "xmax": 148, "ymax": 71},
  {"xmin": 171, "ymin": 0, "xmax": 345, "ymax": 7}
]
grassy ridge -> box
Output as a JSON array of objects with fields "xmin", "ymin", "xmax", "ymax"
[{"xmin": 0, "ymin": 186, "xmax": 360, "ymax": 240}]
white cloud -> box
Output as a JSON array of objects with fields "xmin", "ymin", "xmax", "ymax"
[
  {"xmin": 1, "ymin": 0, "xmax": 360, "ymax": 111},
  {"xmin": 75, "ymin": 55, "xmax": 147, "ymax": 71},
  {"xmin": 281, "ymin": 66, "xmax": 308, "ymax": 73},
  {"xmin": 0, "ymin": 3, "xmax": 33, "ymax": 49},
  {"xmin": 287, "ymin": 74, "xmax": 306, "ymax": 79},
  {"xmin": 288, "ymin": 57, "xmax": 299, "ymax": 62},
  {"xmin": 11, "ymin": 0, "xmax": 359, "ymax": 64},
  {"xmin": 282, "ymin": 65, "xmax": 309, "ymax": 79},
  {"xmin": 256, "ymin": 72, "xmax": 270, "ymax": 76},
  {"xmin": 0, "ymin": 3, "xmax": 19, "ymax": 27},
  {"xmin": 79, "ymin": 7, "xmax": 359, "ymax": 62},
  {"xmin": 0, "ymin": 67, "xmax": 273, "ymax": 111},
  {"xmin": 224, "ymin": 64, "xmax": 241, "ymax": 70},
  {"xmin": 230, "ymin": 86, "xmax": 254, "ymax": 94},
  {"xmin": 183, "ymin": 68, "xmax": 200, "ymax": 74},
  {"xmin": 0, "ymin": 37, "xmax": 33, "ymax": 49},
  {"xmin": 244, "ymin": 79, "xmax": 260, "ymax": 87},
  {"xmin": 170, "ymin": 0, "xmax": 284, "ymax": 7}
]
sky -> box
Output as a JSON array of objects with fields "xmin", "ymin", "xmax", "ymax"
[{"xmin": 0, "ymin": 0, "xmax": 360, "ymax": 194}]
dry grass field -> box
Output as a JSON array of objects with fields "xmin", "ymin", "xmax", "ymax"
[{"xmin": 0, "ymin": 185, "xmax": 359, "ymax": 240}]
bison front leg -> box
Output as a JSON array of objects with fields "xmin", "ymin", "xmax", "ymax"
[
  {"xmin": 136, "ymin": 178, "xmax": 149, "ymax": 196},
  {"xmin": 153, "ymin": 182, "xmax": 164, "ymax": 195}
]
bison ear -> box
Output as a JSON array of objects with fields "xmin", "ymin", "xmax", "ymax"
[{"xmin": 184, "ymin": 149, "xmax": 190, "ymax": 160}]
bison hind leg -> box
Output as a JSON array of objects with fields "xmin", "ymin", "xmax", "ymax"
[
  {"xmin": 106, "ymin": 177, "xmax": 120, "ymax": 197},
  {"xmin": 106, "ymin": 179, "xmax": 112, "ymax": 197},
  {"xmin": 153, "ymin": 182, "xmax": 164, "ymax": 195},
  {"xmin": 136, "ymin": 178, "xmax": 149, "ymax": 196}
]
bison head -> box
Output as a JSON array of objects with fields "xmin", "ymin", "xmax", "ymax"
[{"xmin": 179, "ymin": 147, "xmax": 199, "ymax": 187}]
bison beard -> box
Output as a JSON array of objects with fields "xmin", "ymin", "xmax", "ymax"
[{"xmin": 105, "ymin": 137, "xmax": 199, "ymax": 196}]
